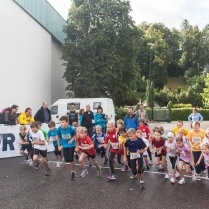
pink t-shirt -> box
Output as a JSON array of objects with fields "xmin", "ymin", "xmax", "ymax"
[
  {"xmin": 203, "ymin": 153, "xmax": 209, "ymax": 166},
  {"xmin": 176, "ymin": 144, "xmax": 191, "ymax": 163}
]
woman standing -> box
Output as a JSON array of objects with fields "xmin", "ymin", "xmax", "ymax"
[
  {"xmin": 81, "ymin": 105, "xmax": 94, "ymax": 138},
  {"xmin": 188, "ymin": 108, "xmax": 203, "ymax": 123},
  {"xmin": 78, "ymin": 109, "xmax": 84, "ymax": 126},
  {"xmin": 94, "ymin": 106, "xmax": 107, "ymax": 133}
]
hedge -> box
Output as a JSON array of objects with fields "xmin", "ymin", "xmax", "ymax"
[
  {"xmin": 115, "ymin": 107, "xmax": 209, "ymax": 121},
  {"xmin": 172, "ymin": 104, "xmax": 192, "ymax": 108}
]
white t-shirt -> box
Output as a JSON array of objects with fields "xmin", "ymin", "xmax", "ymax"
[
  {"xmin": 29, "ymin": 130, "xmax": 47, "ymax": 151},
  {"xmin": 165, "ymin": 140, "xmax": 176, "ymax": 157},
  {"xmin": 142, "ymin": 138, "xmax": 150, "ymax": 156}
]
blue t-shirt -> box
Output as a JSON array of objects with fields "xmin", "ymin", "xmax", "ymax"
[
  {"xmin": 48, "ymin": 128, "xmax": 58, "ymax": 147},
  {"xmin": 125, "ymin": 138, "xmax": 146, "ymax": 157},
  {"xmin": 57, "ymin": 125, "xmax": 76, "ymax": 148},
  {"xmin": 92, "ymin": 132, "xmax": 106, "ymax": 147}
]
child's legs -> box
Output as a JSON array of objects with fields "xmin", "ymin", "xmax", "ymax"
[
  {"xmin": 137, "ymin": 158, "xmax": 144, "ymax": 181},
  {"xmin": 127, "ymin": 155, "xmax": 131, "ymax": 168},
  {"xmin": 130, "ymin": 159, "xmax": 137, "ymax": 175},
  {"xmin": 117, "ymin": 154, "xmax": 122, "ymax": 165},
  {"xmin": 161, "ymin": 155, "xmax": 167, "ymax": 172},
  {"xmin": 144, "ymin": 156, "xmax": 148, "ymax": 166},
  {"xmin": 40, "ymin": 150, "xmax": 50, "ymax": 169},
  {"xmin": 91, "ymin": 155, "xmax": 99, "ymax": 168},
  {"xmin": 147, "ymin": 147, "xmax": 152, "ymax": 161},
  {"xmin": 54, "ymin": 145, "xmax": 59, "ymax": 161},
  {"xmin": 193, "ymin": 151, "xmax": 202, "ymax": 174},
  {"xmin": 154, "ymin": 155, "xmax": 161, "ymax": 166},
  {"xmin": 169, "ymin": 156, "xmax": 177, "ymax": 176},
  {"xmin": 178, "ymin": 160, "xmax": 184, "ymax": 178},
  {"xmin": 185, "ymin": 164, "xmax": 194, "ymax": 174},
  {"xmin": 79, "ymin": 152, "xmax": 87, "ymax": 169},
  {"xmin": 109, "ymin": 152, "xmax": 116, "ymax": 174},
  {"xmin": 68, "ymin": 147, "xmax": 75, "ymax": 171}
]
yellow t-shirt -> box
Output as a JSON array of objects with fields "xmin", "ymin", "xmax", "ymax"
[
  {"xmin": 172, "ymin": 127, "xmax": 189, "ymax": 136},
  {"xmin": 187, "ymin": 129, "xmax": 206, "ymax": 151},
  {"xmin": 119, "ymin": 135, "xmax": 129, "ymax": 155}
]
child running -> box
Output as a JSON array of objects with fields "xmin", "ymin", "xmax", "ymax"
[
  {"xmin": 150, "ymin": 129, "xmax": 169, "ymax": 179},
  {"xmin": 124, "ymin": 128, "xmax": 147, "ymax": 190},
  {"xmin": 196, "ymin": 142, "xmax": 209, "ymax": 178},
  {"xmin": 19, "ymin": 125, "xmax": 32, "ymax": 161},
  {"xmin": 57, "ymin": 116, "xmax": 77, "ymax": 180},
  {"xmin": 76, "ymin": 127, "xmax": 102, "ymax": 177},
  {"xmin": 165, "ymin": 132, "xmax": 178, "ymax": 183},
  {"xmin": 175, "ymin": 136, "xmax": 195, "ymax": 184},
  {"xmin": 47, "ymin": 121, "xmax": 63, "ymax": 168},
  {"xmin": 92, "ymin": 125, "xmax": 107, "ymax": 165},
  {"xmin": 104, "ymin": 122, "xmax": 123, "ymax": 180},
  {"xmin": 29, "ymin": 121, "xmax": 51, "ymax": 176}
]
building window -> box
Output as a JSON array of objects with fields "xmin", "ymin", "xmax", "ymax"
[
  {"xmin": 93, "ymin": 102, "xmax": 101, "ymax": 109},
  {"xmin": 50, "ymin": 106, "xmax": 58, "ymax": 115},
  {"xmin": 67, "ymin": 103, "xmax": 80, "ymax": 110}
]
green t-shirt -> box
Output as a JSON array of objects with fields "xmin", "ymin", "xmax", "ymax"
[{"xmin": 41, "ymin": 129, "xmax": 47, "ymax": 140}]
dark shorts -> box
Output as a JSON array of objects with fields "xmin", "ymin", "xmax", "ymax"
[
  {"xmin": 155, "ymin": 153, "xmax": 166, "ymax": 158},
  {"xmin": 63, "ymin": 147, "xmax": 75, "ymax": 163},
  {"xmin": 179, "ymin": 158, "xmax": 190, "ymax": 165},
  {"xmin": 83, "ymin": 151, "xmax": 95, "ymax": 159},
  {"xmin": 20, "ymin": 145, "xmax": 32, "ymax": 152},
  {"xmin": 33, "ymin": 148, "xmax": 47, "ymax": 158},
  {"xmin": 54, "ymin": 145, "xmax": 62, "ymax": 156}
]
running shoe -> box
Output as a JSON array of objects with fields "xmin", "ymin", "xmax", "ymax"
[
  {"xmin": 129, "ymin": 174, "xmax": 137, "ymax": 179},
  {"xmin": 178, "ymin": 178, "xmax": 185, "ymax": 185},
  {"xmin": 56, "ymin": 161, "xmax": 60, "ymax": 168},
  {"xmin": 146, "ymin": 166, "xmax": 150, "ymax": 170},
  {"xmin": 192, "ymin": 174, "xmax": 196, "ymax": 181},
  {"xmin": 34, "ymin": 162, "xmax": 39, "ymax": 171},
  {"xmin": 121, "ymin": 165, "xmax": 126, "ymax": 172},
  {"xmin": 97, "ymin": 166, "xmax": 102, "ymax": 177},
  {"xmin": 45, "ymin": 168, "xmax": 51, "ymax": 176},
  {"xmin": 140, "ymin": 182, "xmax": 145, "ymax": 190},
  {"xmin": 29, "ymin": 161, "xmax": 34, "ymax": 166},
  {"xmin": 170, "ymin": 177, "xmax": 175, "ymax": 184},
  {"xmin": 196, "ymin": 174, "xmax": 201, "ymax": 181},
  {"xmin": 25, "ymin": 154, "xmax": 29, "ymax": 161},
  {"xmin": 201, "ymin": 170, "xmax": 207, "ymax": 177},
  {"xmin": 165, "ymin": 173, "xmax": 169, "ymax": 179},
  {"xmin": 104, "ymin": 159, "xmax": 108, "ymax": 165},
  {"xmin": 175, "ymin": 171, "xmax": 180, "ymax": 178},
  {"xmin": 71, "ymin": 171, "xmax": 76, "ymax": 180},
  {"xmin": 125, "ymin": 165, "xmax": 130, "ymax": 171},
  {"xmin": 89, "ymin": 161, "xmax": 92, "ymax": 167},
  {"xmin": 149, "ymin": 161, "xmax": 153, "ymax": 165},
  {"xmin": 107, "ymin": 174, "xmax": 115, "ymax": 180},
  {"xmin": 81, "ymin": 169, "xmax": 88, "ymax": 177}
]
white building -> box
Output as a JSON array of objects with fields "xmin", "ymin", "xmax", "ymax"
[{"xmin": 0, "ymin": 0, "xmax": 68, "ymax": 113}]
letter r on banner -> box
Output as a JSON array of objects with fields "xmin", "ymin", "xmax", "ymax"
[{"xmin": 0, "ymin": 134, "xmax": 15, "ymax": 151}]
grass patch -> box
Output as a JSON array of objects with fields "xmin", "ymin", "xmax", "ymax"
[{"xmin": 165, "ymin": 77, "xmax": 187, "ymax": 91}]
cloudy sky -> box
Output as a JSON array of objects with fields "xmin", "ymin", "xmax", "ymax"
[{"xmin": 47, "ymin": 0, "xmax": 209, "ymax": 29}]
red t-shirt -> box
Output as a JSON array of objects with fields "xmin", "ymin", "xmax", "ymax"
[
  {"xmin": 104, "ymin": 130, "xmax": 122, "ymax": 154},
  {"xmin": 138, "ymin": 125, "xmax": 150, "ymax": 139},
  {"xmin": 152, "ymin": 137, "xmax": 166, "ymax": 154},
  {"xmin": 77, "ymin": 135, "xmax": 96, "ymax": 156}
]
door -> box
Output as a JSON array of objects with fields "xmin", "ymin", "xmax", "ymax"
[
  {"xmin": 107, "ymin": 100, "xmax": 115, "ymax": 123},
  {"xmin": 50, "ymin": 105, "xmax": 59, "ymax": 123}
]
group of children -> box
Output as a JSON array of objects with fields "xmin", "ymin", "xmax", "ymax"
[{"xmin": 18, "ymin": 117, "xmax": 209, "ymax": 190}]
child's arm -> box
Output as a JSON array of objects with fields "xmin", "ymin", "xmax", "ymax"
[
  {"xmin": 123, "ymin": 146, "xmax": 127, "ymax": 162},
  {"xmin": 196, "ymin": 153, "xmax": 203, "ymax": 166}
]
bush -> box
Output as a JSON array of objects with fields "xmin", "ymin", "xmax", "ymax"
[
  {"xmin": 115, "ymin": 107, "xmax": 127, "ymax": 120},
  {"xmin": 171, "ymin": 108, "xmax": 209, "ymax": 121},
  {"xmin": 146, "ymin": 108, "xmax": 171, "ymax": 122},
  {"xmin": 172, "ymin": 103, "xmax": 192, "ymax": 108}
]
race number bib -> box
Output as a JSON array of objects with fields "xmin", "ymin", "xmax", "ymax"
[
  {"xmin": 32, "ymin": 137, "xmax": 39, "ymax": 142},
  {"xmin": 50, "ymin": 136, "xmax": 57, "ymax": 142},
  {"xmin": 130, "ymin": 152, "xmax": 141, "ymax": 160},
  {"xmin": 192, "ymin": 137, "xmax": 201, "ymax": 143},
  {"xmin": 204, "ymin": 159, "xmax": 209, "ymax": 165},
  {"xmin": 81, "ymin": 143, "xmax": 89, "ymax": 148},
  {"xmin": 170, "ymin": 149, "xmax": 176, "ymax": 155},
  {"xmin": 155, "ymin": 148, "xmax": 160, "ymax": 153},
  {"xmin": 62, "ymin": 134, "xmax": 71, "ymax": 140},
  {"xmin": 142, "ymin": 132, "xmax": 147, "ymax": 138},
  {"xmin": 180, "ymin": 151, "xmax": 186, "ymax": 157},
  {"xmin": 111, "ymin": 142, "xmax": 119, "ymax": 149},
  {"xmin": 97, "ymin": 137, "xmax": 104, "ymax": 144}
]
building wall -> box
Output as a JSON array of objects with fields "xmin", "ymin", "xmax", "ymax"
[
  {"xmin": 0, "ymin": 0, "xmax": 67, "ymax": 114},
  {"xmin": 51, "ymin": 39, "xmax": 68, "ymax": 104}
]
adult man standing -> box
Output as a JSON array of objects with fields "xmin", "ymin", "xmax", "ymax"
[
  {"xmin": 34, "ymin": 102, "xmax": 51, "ymax": 123},
  {"xmin": 67, "ymin": 103, "xmax": 78, "ymax": 125},
  {"xmin": 18, "ymin": 107, "xmax": 34, "ymax": 125},
  {"xmin": 0, "ymin": 105, "xmax": 18, "ymax": 125},
  {"xmin": 124, "ymin": 107, "xmax": 138, "ymax": 130},
  {"xmin": 136, "ymin": 105, "xmax": 148, "ymax": 124}
]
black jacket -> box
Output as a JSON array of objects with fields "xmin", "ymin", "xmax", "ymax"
[
  {"xmin": 67, "ymin": 110, "xmax": 78, "ymax": 125},
  {"xmin": 0, "ymin": 110, "xmax": 17, "ymax": 125},
  {"xmin": 34, "ymin": 107, "xmax": 51, "ymax": 123},
  {"xmin": 81, "ymin": 111, "xmax": 94, "ymax": 128}
]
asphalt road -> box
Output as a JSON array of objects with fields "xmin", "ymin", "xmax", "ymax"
[{"xmin": 0, "ymin": 151, "xmax": 209, "ymax": 209}]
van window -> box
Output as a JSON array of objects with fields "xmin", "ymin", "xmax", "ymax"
[
  {"xmin": 93, "ymin": 102, "xmax": 101, "ymax": 109},
  {"xmin": 50, "ymin": 106, "xmax": 58, "ymax": 115},
  {"xmin": 67, "ymin": 103, "xmax": 80, "ymax": 110}
]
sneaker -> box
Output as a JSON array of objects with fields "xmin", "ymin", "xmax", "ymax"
[
  {"xmin": 196, "ymin": 174, "xmax": 201, "ymax": 181},
  {"xmin": 62, "ymin": 158, "xmax": 65, "ymax": 163},
  {"xmin": 104, "ymin": 159, "xmax": 108, "ymax": 165},
  {"xmin": 81, "ymin": 169, "xmax": 88, "ymax": 177},
  {"xmin": 175, "ymin": 171, "xmax": 180, "ymax": 178},
  {"xmin": 140, "ymin": 182, "xmax": 145, "ymax": 190},
  {"xmin": 29, "ymin": 161, "xmax": 34, "ymax": 166},
  {"xmin": 56, "ymin": 162, "xmax": 60, "ymax": 168},
  {"xmin": 192, "ymin": 174, "xmax": 197, "ymax": 181},
  {"xmin": 149, "ymin": 161, "xmax": 153, "ymax": 165},
  {"xmin": 71, "ymin": 171, "xmax": 76, "ymax": 180},
  {"xmin": 178, "ymin": 178, "xmax": 185, "ymax": 185},
  {"xmin": 25, "ymin": 154, "xmax": 29, "ymax": 161},
  {"xmin": 97, "ymin": 166, "xmax": 102, "ymax": 177},
  {"xmin": 89, "ymin": 161, "xmax": 92, "ymax": 167},
  {"xmin": 201, "ymin": 170, "xmax": 207, "ymax": 177},
  {"xmin": 34, "ymin": 162, "xmax": 39, "ymax": 171},
  {"xmin": 170, "ymin": 177, "xmax": 175, "ymax": 184},
  {"xmin": 107, "ymin": 173, "xmax": 115, "ymax": 180},
  {"xmin": 45, "ymin": 168, "xmax": 51, "ymax": 176},
  {"xmin": 165, "ymin": 173, "xmax": 169, "ymax": 179},
  {"xmin": 146, "ymin": 166, "xmax": 150, "ymax": 170},
  {"xmin": 129, "ymin": 174, "xmax": 137, "ymax": 179},
  {"xmin": 125, "ymin": 165, "xmax": 130, "ymax": 171},
  {"xmin": 121, "ymin": 165, "xmax": 126, "ymax": 172}
]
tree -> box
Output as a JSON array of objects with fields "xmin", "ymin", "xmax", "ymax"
[
  {"xmin": 201, "ymin": 73, "xmax": 209, "ymax": 106},
  {"xmin": 146, "ymin": 80, "xmax": 155, "ymax": 108},
  {"xmin": 62, "ymin": 0, "xmax": 140, "ymax": 106}
]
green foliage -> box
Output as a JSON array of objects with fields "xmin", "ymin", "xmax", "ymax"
[
  {"xmin": 167, "ymin": 101, "xmax": 173, "ymax": 109},
  {"xmin": 146, "ymin": 80, "xmax": 155, "ymax": 108},
  {"xmin": 115, "ymin": 107, "xmax": 127, "ymax": 120},
  {"xmin": 62, "ymin": 0, "xmax": 140, "ymax": 106},
  {"xmin": 172, "ymin": 103, "xmax": 192, "ymax": 108},
  {"xmin": 201, "ymin": 73, "xmax": 209, "ymax": 106}
]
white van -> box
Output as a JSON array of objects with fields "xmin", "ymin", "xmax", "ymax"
[{"xmin": 50, "ymin": 98, "xmax": 115, "ymax": 124}]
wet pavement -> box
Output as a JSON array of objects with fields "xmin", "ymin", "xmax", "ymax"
[{"xmin": 0, "ymin": 152, "xmax": 209, "ymax": 209}]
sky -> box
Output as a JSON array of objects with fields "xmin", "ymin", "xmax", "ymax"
[{"xmin": 47, "ymin": 0, "xmax": 209, "ymax": 29}]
